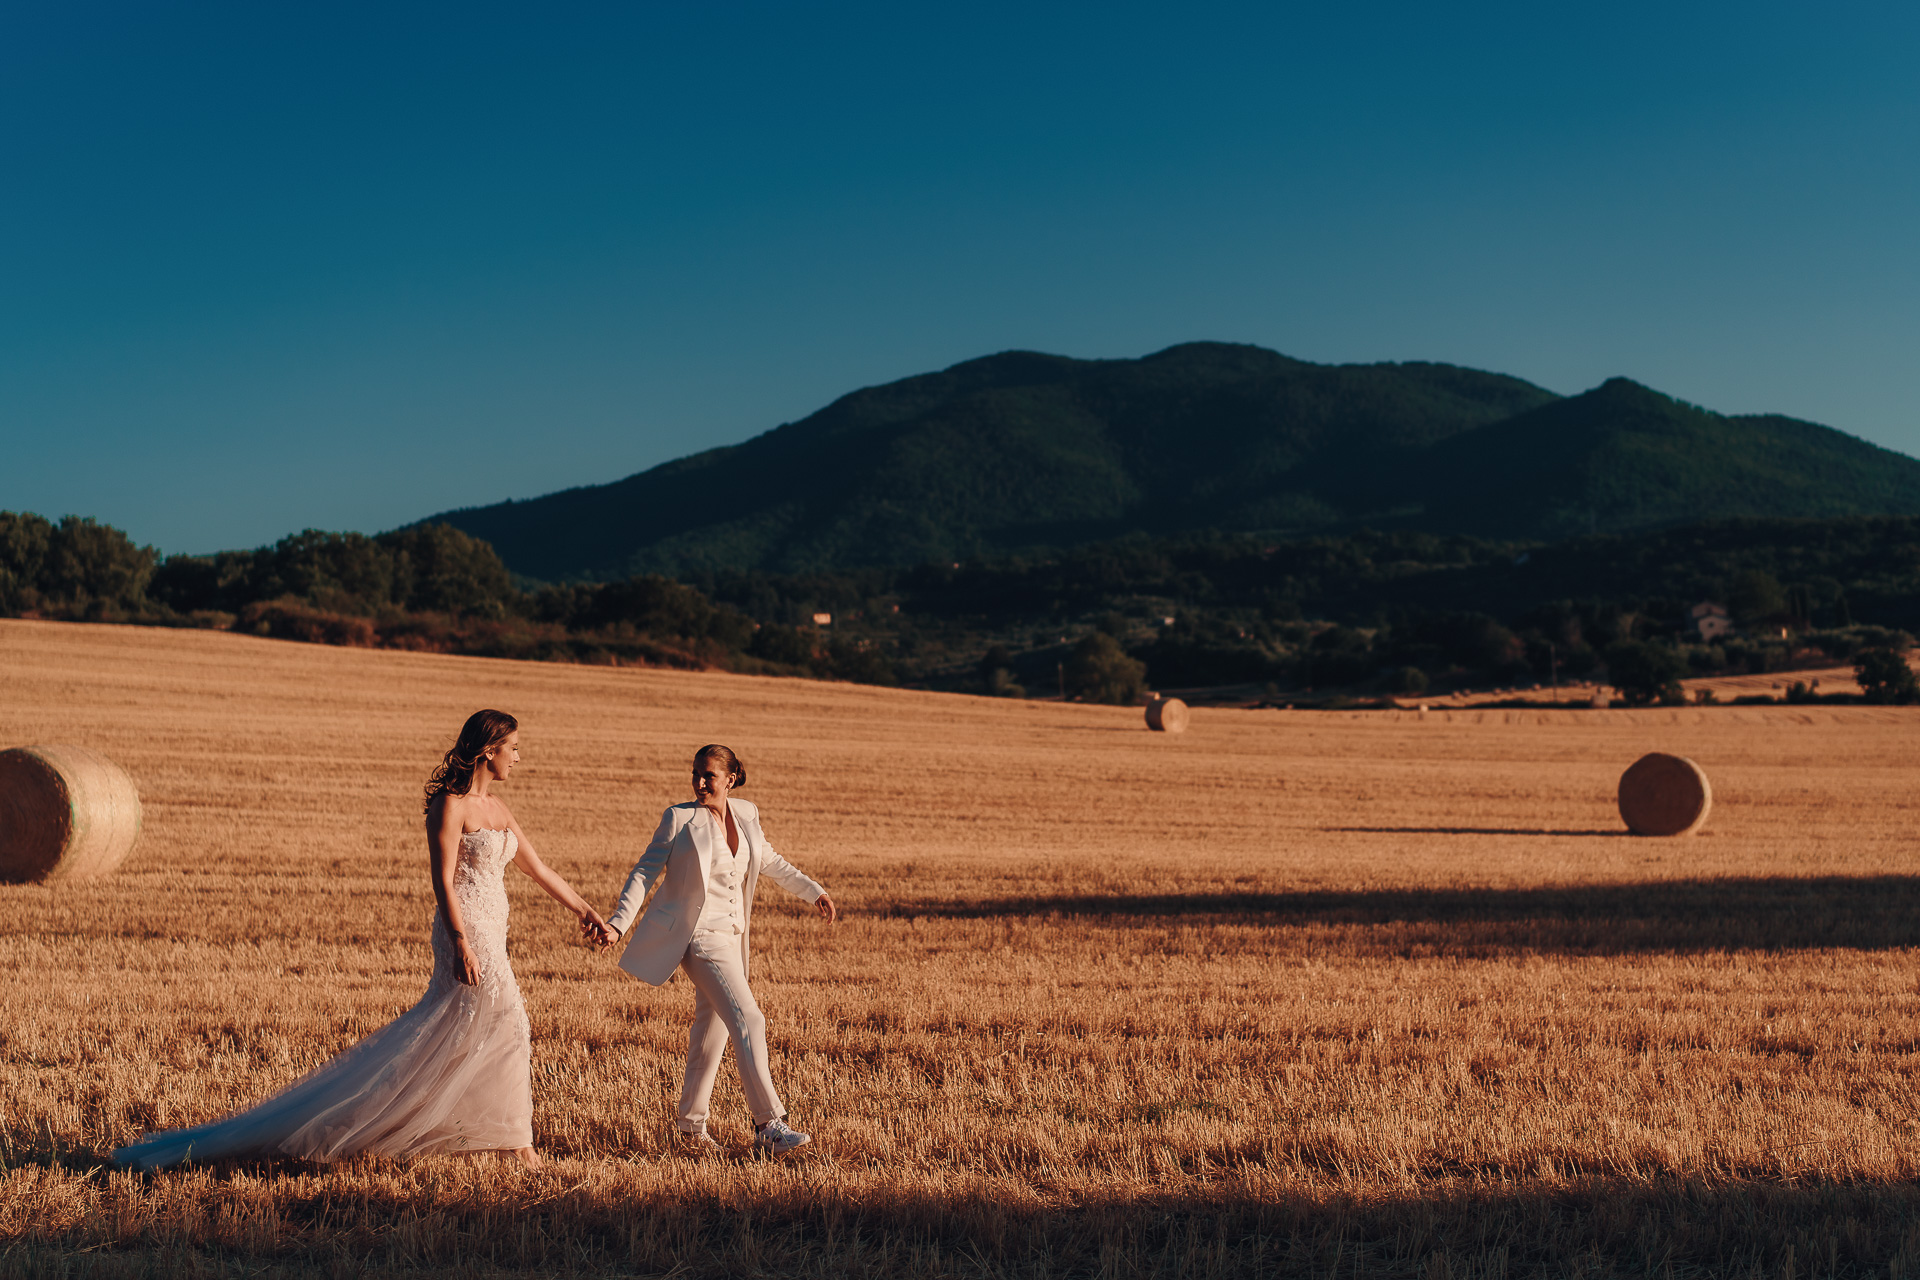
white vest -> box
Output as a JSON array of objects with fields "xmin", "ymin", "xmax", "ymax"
[{"xmin": 691, "ymin": 810, "xmax": 745, "ymax": 935}]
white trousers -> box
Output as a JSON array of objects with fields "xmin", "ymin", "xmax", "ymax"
[{"xmin": 677, "ymin": 931, "xmax": 785, "ymax": 1133}]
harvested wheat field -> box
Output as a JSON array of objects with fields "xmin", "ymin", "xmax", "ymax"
[{"xmin": 6, "ymin": 617, "xmax": 1920, "ymax": 1278}]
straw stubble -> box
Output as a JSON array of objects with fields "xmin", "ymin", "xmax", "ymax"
[{"xmin": 2, "ymin": 618, "xmax": 1918, "ymax": 1276}]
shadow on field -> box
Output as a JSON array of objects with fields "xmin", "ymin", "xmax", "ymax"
[
  {"xmin": 887, "ymin": 875, "xmax": 1920, "ymax": 954},
  {"xmin": 13, "ymin": 1172, "xmax": 1920, "ymax": 1277}
]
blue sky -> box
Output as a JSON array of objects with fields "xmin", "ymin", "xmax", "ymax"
[{"xmin": 4, "ymin": 2, "xmax": 1916, "ymax": 554}]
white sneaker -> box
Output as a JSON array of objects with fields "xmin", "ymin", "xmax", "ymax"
[{"xmin": 754, "ymin": 1118, "xmax": 810, "ymax": 1154}]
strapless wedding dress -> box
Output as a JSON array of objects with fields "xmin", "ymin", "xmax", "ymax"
[{"xmin": 114, "ymin": 828, "xmax": 534, "ymax": 1169}]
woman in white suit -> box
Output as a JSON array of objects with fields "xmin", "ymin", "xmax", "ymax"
[{"xmin": 604, "ymin": 744, "xmax": 836, "ymax": 1154}]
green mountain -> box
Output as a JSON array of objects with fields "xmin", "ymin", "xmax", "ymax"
[
  {"xmin": 429, "ymin": 343, "xmax": 1552, "ymax": 578},
  {"xmin": 1405, "ymin": 378, "xmax": 1920, "ymax": 539},
  {"xmin": 426, "ymin": 343, "xmax": 1920, "ymax": 579}
]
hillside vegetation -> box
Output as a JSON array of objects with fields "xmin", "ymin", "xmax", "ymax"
[
  {"xmin": 425, "ymin": 343, "xmax": 1920, "ymax": 578},
  {"xmin": 431, "ymin": 343, "xmax": 1559, "ymax": 578},
  {"xmin": 16, "ymin": 342, "xmax": 1920, "ymax": 703},
  {"xmin": 686, "ymin": 519, "xmax": 1920, "ymax": 700},
  {"xmin": 0, "ymin": 510, "xmax": 886, "ymax": 683},
  {"xmin": 1403, "ymin": 378, "xmax": 1920, "ymax": 539},
  {"xmin": 6, "ymin": 508, "xmax": 1918, "ymax": 705}
]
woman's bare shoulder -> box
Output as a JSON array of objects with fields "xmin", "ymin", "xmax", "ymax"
[
  {"xmin": 425, "ymin": 793, "xmax": 472, "ymax": 847},
  {"xmin": 425, "ymin": 791, "xmax": 458, "ymax": 825},
  {"xmin": 428, "ymin": 791, "xmax": 504, "ymax": 833}
]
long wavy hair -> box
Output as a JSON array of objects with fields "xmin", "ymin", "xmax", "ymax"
[{"xmin": 423, "ymin": 710, "xmax": 518, "ymax": 813}]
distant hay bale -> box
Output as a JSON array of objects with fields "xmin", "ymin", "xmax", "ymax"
[
  {"xmin": 0, "ymin": 745, "xmax": 144, "ymax": 883},
  {"xmin": 1617, "ymin": 752, "xmax": 1711, "ymax": 837},
  {"xmin": 1145, "ymin": 697, "xmax": 1189, "ymax": 733}
]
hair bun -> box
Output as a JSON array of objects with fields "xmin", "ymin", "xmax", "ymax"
[{"xmin": 694, "ymin": 744, "xmax": 746, "ymax": 788}]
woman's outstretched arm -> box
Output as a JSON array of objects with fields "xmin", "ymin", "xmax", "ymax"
[
  {"xmin": 755, "ymin": 821, "xmax": 838, "ymax": 923},
  {"xmin": 499, "ymin": 804, "xmax": 612, "ymax": 942}
]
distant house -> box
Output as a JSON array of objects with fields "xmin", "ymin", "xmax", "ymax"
[
  {"xmin": 1690, "ymin": 602, "xmax": 1732, "ymax": 642},
  {"xmin": 812, "ymin": 612, "xmax": 833, "ymax": 626}
]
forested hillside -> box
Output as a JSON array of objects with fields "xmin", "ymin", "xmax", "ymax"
[
  {"xmin": 6, "ymin": 509, "xmax": 1915, "ymax": 705},
  {"xmin": 429, "ymin": 343, "xmax": 1557, "ymax": 578},
  {"xmin": 1398, "ymin": 378, "xmax": 1920, "ymax": 539},
  {"xmin": 425, "ymin": 343, "xmax": 1920, "ymax": 579}
]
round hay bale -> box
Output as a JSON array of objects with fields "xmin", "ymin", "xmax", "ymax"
[
  {"xmin": 0, "ymin": 745, "xmax": 144, "ymax": 883},
  {"xmin": 1145, "ymin": 697, "xmax": 1190, "ymax": 733},
  {"xmin": 1617, "ymin": 752, "xmax": 1711, "ymax": 837}
]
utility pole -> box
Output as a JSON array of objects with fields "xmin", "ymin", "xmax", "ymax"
[
  {"xmin": 1057, "ymin": 662, "xmax": 1066, "ymax": 702},
  {"xmin": 1548, "ymin": 642, "xmax": 1559, "ymax": 701}
]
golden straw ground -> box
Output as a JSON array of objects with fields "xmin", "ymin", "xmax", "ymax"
[{"xmin": 5, "ymin": 616, "xmax": 1920, "ymax": 1277}]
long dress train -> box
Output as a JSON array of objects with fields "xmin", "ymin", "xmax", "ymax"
[{"xmin": 113, "ymin": 828, "xmax": 534, "ymax": 1169}]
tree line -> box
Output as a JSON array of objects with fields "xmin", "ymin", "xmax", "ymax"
[
  {"xmin": 3, "ymin": 509, "xmax": 1915, "ymax": 704},
  {"xmin": 0, "ymin": 511, "xmax": 862, "ymax": 681},
  {"xmin": 686, "ymin": 520, "xmax": 1920, "ymax": 703}
]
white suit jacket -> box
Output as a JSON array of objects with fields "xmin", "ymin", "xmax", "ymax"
[{"xmin": 606, "ymin": 798, "xmax": 825, "ymax": 986}]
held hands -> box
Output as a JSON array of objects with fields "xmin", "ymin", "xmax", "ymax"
[{"xmin": 577, "ymin": 908, "xmax": 616, "ymax": 949}]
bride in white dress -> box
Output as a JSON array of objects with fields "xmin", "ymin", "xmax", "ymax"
[{"xmin": 113, "ymin": 709, "xmax": 611, "ymax": 1171}]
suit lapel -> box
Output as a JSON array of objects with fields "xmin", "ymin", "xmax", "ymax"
[
  {"xmin": 733, "ymin": 801, "xmax": 763, "ymax": 882},
  {"xmin": 686, "ymin": 805, "xmax": 718, "ymax": 881}
]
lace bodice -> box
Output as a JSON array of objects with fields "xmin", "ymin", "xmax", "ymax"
[{"xmin": 430, "ymin": 827, "xmax": 521, "ymax": 999}]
